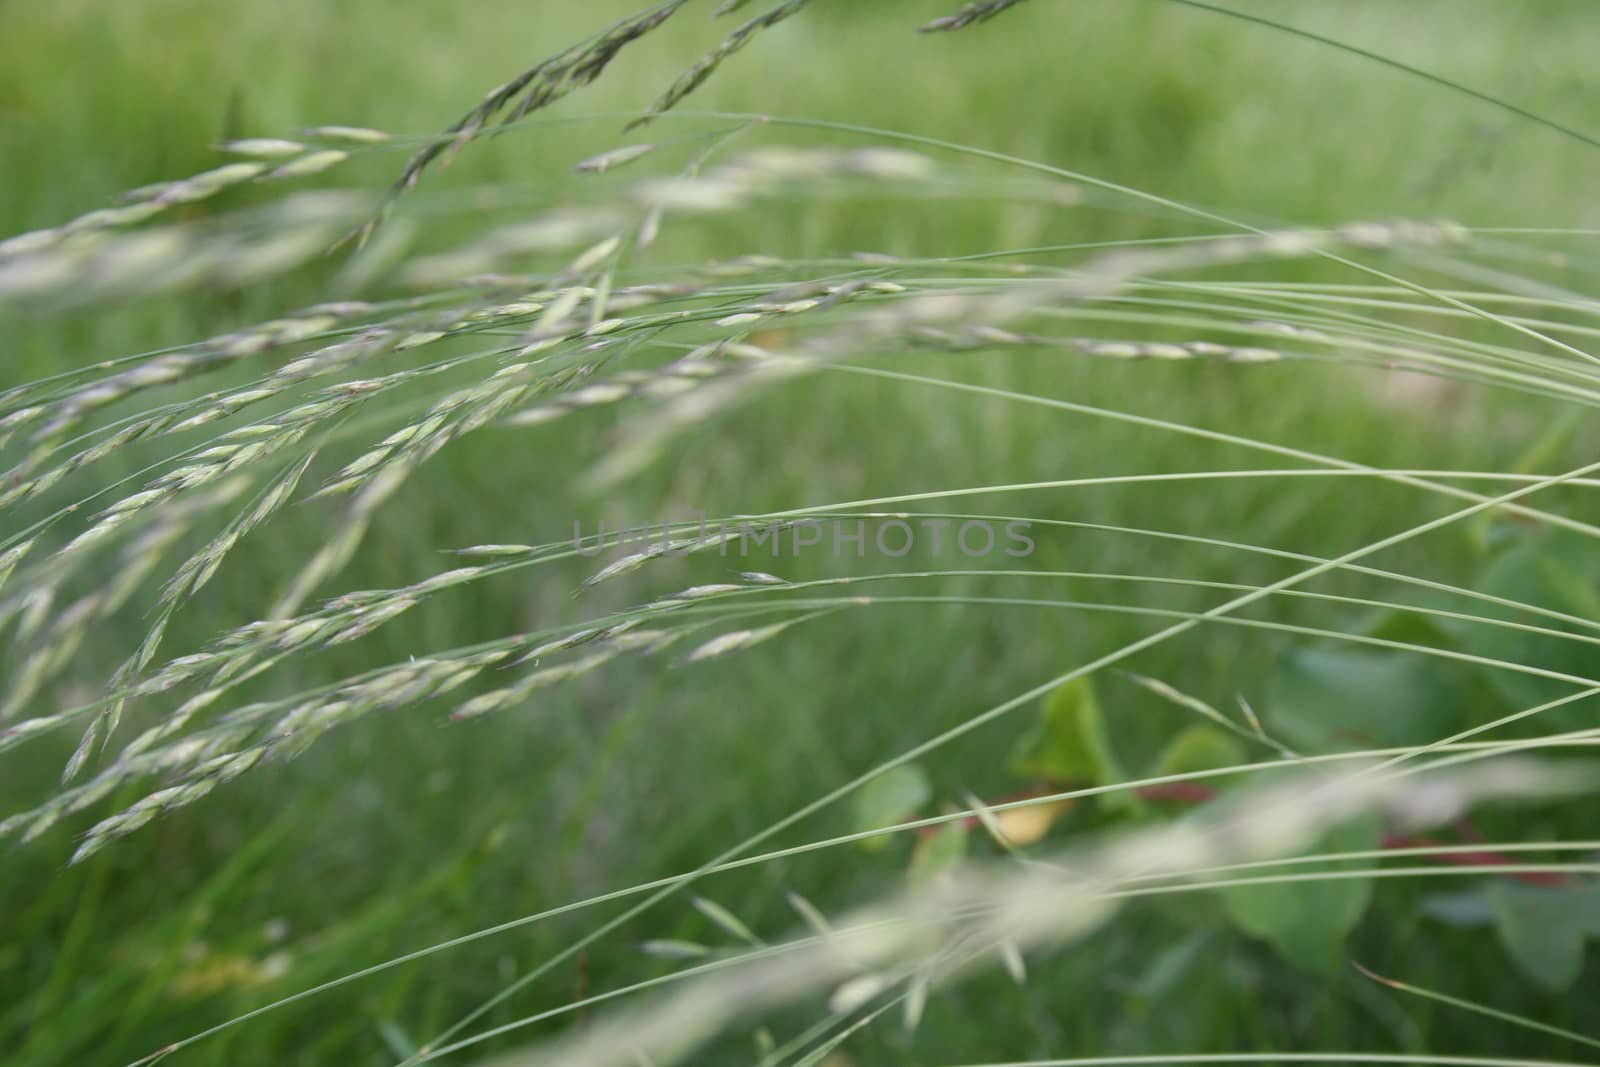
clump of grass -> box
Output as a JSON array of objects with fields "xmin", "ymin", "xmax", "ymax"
[{"xmin": 0, "ymin": 164, "xmax": 1485, "ymax": 856}]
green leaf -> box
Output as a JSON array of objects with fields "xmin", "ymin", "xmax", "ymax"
[
  {"xmin": 1358, "ymin": 607, "xmax": 1456, "ymax": 649},
  {"xmin": 1150, "ymin": 724, "xmax": 1247, "ymax": 778},
  {"xmin": 851, "ymin": 763, "xmax": 931, "ymax": 851},
  {"xmin": 1264, "ymin": 644, "xmax": 1466, "ymax": 754},
  {"xmin": 908, "ymin": 818, "xmax": 968, "ymax": 886},
  {"xmin": 1010, "ymin": 675, "xmax": 1123, "ymax": 785},
  {"xmin": 1449, "ymin": 527, "xmax": 1600, "ymax": 732},
  {"xmin": 1487, "ymin": 882, "xmax": 1600, "ymax": 991},
  {"xmin": 1220, "ymin": 813, "xmax": 1379, "ymax": 976}
]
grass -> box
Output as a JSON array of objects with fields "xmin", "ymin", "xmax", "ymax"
[{"xmin": 4, "ymin": 1, "xmax": 1600, "ymax": 1064}]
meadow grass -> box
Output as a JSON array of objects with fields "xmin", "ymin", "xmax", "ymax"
[{"xmin": 3, "ymin": 1, "xmax": 1600, "ymax": 1064}]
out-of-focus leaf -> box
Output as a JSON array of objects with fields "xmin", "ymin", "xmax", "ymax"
[
  {"xmin": 1150, "ymin": 724, "xmax": 1247, "ymax": 779},
  {"xmin": 1358, "ymin": 608, "xmax": 1456, "ymax": 649},
  {"xmin": 851, "ymin": 764, "xmax": 931, "ymax": 851},
  {"xmin": 1264, "ymin": 645, "xmax": 1465, "ymax": 753},
  {"xmin": 1010, "ymin": 676, "xmax": 1123, "ymax": 786},
  {"xmin": 1486, "ymin": 881, "xmax": 1600, "ymax": 991},
  {"xmin": 991, "ymin": 797, "xmax": 1074, "ymax": 847},
  {"xmin": 908, "ymin": 817, "xmax": 968, "ymax": 885},
  {"xmin": 1448, "ymin": 527, "xmax": 1600, "ymax": 732},
  {"xmin": 1220, "ymin": 813, "xmax": 1379, "ymax": 976}
]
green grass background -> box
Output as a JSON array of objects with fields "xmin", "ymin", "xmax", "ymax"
[{"xmin": 3, "ymin": 1, "xmax": 1599, "ymax": 1063}]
